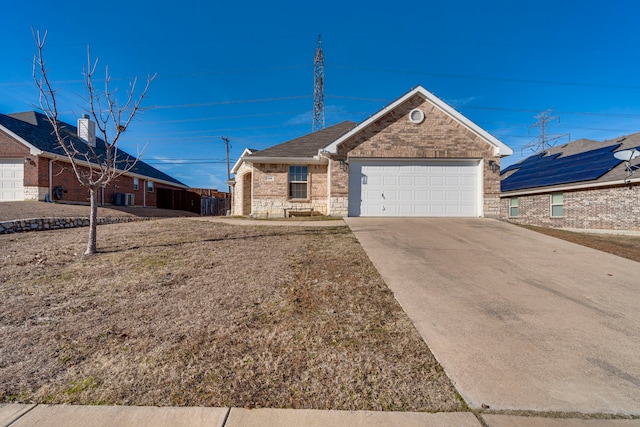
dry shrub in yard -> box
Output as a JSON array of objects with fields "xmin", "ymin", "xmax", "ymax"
[{"xmin": 0, "ymin": 218, "xmax": 463, "ymax": 411}]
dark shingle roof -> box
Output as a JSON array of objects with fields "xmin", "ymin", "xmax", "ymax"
[
  {"xmin": 248, "ymin": 121, "xmax": 357, "ymax": 158},
  {"xmin": 0, "ymin": 111, "xmax": 186, "ymax": 187},
  {"xmin": 501, "ymin": 133, "xmax": 640, "ymax": 192}
]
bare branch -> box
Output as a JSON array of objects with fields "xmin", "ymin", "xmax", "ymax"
[{"xmin": 32, "ymin": 30, "xmax": 155, "ymax": 254}]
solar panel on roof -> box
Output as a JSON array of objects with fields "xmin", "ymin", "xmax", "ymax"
[{"xmin": 501, "ymin": 144, "xmax": 622, "ymax": 192}]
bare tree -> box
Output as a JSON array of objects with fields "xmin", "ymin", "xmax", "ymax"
[{"xmin": 32, "ymin": 30, "xmax": 155, "ymax": 255}]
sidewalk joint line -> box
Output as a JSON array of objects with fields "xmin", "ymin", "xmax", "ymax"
[
  {"xmin": 7, "ymin": 404, "xmax": 39, "ymax": 426},
  {"xmin": 220, "ymin": 407, "xmax": 231, "ymax": 427}
]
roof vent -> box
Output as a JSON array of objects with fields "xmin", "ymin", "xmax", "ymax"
[{"xmin": 409, "ymin": 109, "xmax": 425, "ymax": 124}]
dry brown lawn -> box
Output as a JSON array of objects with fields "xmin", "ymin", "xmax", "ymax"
[
  {"xmin": 0, "ymin": 218, "xmax": 463, "ymax": 411},
  {"xmin": 520, "ymin": 225, "xmax": 640, "ymax": 263}
]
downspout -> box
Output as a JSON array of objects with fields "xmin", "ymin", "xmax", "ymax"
[
  {"xmin": 143, "ymin": 180, "xmax": 147, "ymax": 207},
  {"xmin": 48, "ymin": 159, "xmax": 53, "ymax": 202}
]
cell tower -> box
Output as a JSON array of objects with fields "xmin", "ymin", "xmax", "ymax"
[
  {"xmin": 522, "ymin": 109, "xmax": 570, "ymax": 155},
  {"xmin": 312, "ymin": 34, "xmax": 325, "ymax": 132}
]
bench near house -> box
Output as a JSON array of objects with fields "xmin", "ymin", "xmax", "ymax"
[{"xmin": 230, "ymin": 85, "xmax": 513, "ymax": 218}]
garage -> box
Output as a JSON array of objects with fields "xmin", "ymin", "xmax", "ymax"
[
  {"xmin": 0, "ymin": 159, "xmax": 24, "ymax": 201},
  {"xmin": 348, "ymin": 159, "xmax": 481, "ymax": 217}
]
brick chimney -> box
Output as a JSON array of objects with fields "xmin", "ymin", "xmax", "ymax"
[{"xmin": 77, "ymin": 114, "xmax": 96, "ymax": 147}]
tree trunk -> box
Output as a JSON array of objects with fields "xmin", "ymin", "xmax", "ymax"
[{"xmin": 85, "ymin": 187, "xmax": 98, "ymax": 255}]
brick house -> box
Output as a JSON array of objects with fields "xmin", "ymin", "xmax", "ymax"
[
  {"xmin": 230, "ymin": 85, "xmax": 513, "ymax": 217},
  {"xmin": 0, "ymin": 111, "xmax": 188, "ymax": 206},
  {"xmin": 500, "ymin": 133, "xmax": 640, "ymax": 231}
]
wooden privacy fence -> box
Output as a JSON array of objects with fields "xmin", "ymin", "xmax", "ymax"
[
  {"xmin": 201, "ymin": 196, "xmax": 231, "ymax": 216},
  {"xmin": 157, "ymin": 188, "xmax": 230, "ymax": 216}
]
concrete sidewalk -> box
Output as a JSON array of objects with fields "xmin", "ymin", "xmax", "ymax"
[{"xmin": 3, "ymin": 404, "xmax": 638, "ymax": 426}]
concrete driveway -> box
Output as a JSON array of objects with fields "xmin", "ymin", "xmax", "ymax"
[{"xmin": 345, "ymin": 218, "xmax": 640, "ymax": 415}]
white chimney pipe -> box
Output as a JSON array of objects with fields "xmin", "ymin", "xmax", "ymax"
[{"xmin": 77, "ymin": 114, "xmax": 96, "ymax": 148}]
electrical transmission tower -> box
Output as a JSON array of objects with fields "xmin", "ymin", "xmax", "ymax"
[
  {"xmin": 313, "ymin": 34, "xmax": 325, "ymax": 132},
  {"xmin": 522, "ymin": 109, "xmax": 570, "ymax": 155}
]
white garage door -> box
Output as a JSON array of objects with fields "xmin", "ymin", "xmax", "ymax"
[
  {"xmin": 0, "ymin": 159, "xmax": 25, "ymax": 201},
  {"xmin": 348, "ymin": 159, "xmax": 480, "ymax": 217}
]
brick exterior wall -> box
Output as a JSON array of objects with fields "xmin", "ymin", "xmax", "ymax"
[
  {"xmin": 330, "ymin": 94, "xmax": 502, "ymax": 216},
  {"xmin": 1, "ymin": 132, "xmax": 39, "ymax": 200},
  {"xmin": 249, "ymin": 162, "xmax": 328, "ymax": 217},
  {"xmin": 2, "ymin": 128, "xmax": 182, "ymax": 206},
  {"xmin": 500, "ymin": 183, "xmax": 640, "ymax": 231},
  {"xmin": 0, "ymin": 131, "xmax": 30, "ymax": 158},
  {"xmin": 44, "ymin": 159, "xmax": 168, "ymax": 206},
  {"xmin": 230, "ymin": 93, "xmax": 505, "ymax": 218}
]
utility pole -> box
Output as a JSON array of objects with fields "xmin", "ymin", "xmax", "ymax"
[
  {"xmin": 521, "ymin": 109, "xmax": 570, "ymax": 155},
  {"xmin": 313, "ymin": 34, "xmax": 325, "ymax": 132},
  {"xmin": 222, "ymin": 136, "xmax": 231, "ymax": 194}
]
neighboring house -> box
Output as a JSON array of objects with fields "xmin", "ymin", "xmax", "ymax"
[
  {"xmin": 230, "ymin": 85, "xmax": 513, "ymax": 218},
  {"xmin": 500, "ymin": 133, "xmax": 640, "ymax": 231},
  {"xmin": 0, "ymin": 111, "xmax": 188, "ymax": 207}
]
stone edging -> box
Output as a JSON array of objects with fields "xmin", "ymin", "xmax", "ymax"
[{"xmin": 0, "ymin": 216, "xmax": 154, "ymax": 234}]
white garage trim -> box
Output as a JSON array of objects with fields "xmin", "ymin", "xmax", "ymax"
[
  {"xmin": 348, "ymin": 158, "xmax": 482, "ymax": 217},
  {"xmin": 0, "ymin": 158, "xmax": 25, "ymax": 201}
]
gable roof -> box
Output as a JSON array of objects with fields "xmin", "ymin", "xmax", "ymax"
[
  {"xmin": 248, "ymin": 121, "xmax": 356, "ymax": 159},
  {"xmin": 323, "ymin": 85, "xmax": 513, "ymax": 157},
  {"xmin": 501, "ymin": 133, "xmax": 640, "ymax": 194},
  {"xmin": 0, "ymin": 111, "xmax": 187, "ymax": 188}
]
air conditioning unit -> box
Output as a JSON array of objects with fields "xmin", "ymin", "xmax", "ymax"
[
  {"xmin": 114, "ymin": 193, "xmax": 126, "ymax": 206},
  {"xmin": 126, "ymin": 193, "xmax": 135, "ymax": 206}
]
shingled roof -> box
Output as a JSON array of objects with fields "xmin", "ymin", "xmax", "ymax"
[
  {"xmin": 0, "ymin": 111, "xmax": 187, "ymax": 187},
  {"xmin": 501, "ymin": 133, "xmax": 640, "ymax": 193},
  {"xmin": 247, "ymin": 121, "xmax": 357, "ymax": 159}
]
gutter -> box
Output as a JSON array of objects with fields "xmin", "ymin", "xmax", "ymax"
[{"xmin": 242, "ymin": 155, "xmax": 328, "ymax": 165}]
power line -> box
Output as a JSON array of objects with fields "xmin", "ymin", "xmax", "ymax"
[
  {"xmin": 149, "ymin": 96, "xmax": 311, "ymax": 110},
  {"xmin": 328, "ymin": 65, "xmax": 640, "ymax": 90}
]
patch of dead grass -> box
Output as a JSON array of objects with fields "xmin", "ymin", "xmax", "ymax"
[
  {"xmin": 0, "ymin": 218, "xmax": 462, "ymax": 411},
  {"xmin": 520, "ymin": 225, "xmax": 640, "ymax": 263}
]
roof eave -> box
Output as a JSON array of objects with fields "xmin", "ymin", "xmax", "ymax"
[
  {"xmin": 37, "ymin": 152, "xmax": 188, "ymax": 189},
  {"xmin": 0, "ymin": 124, "xmax": 44, "ymax": 156},
  {"xmin": 230, "ymin": 148, "xmax": 254, "ymax": 174},
  {"xmin": 322, "ymin": 85, "xmax": 513, "ymax": 157},
  {"xmin": 242, "ymin": 155, "xmax": 328, "ymax": 165}
]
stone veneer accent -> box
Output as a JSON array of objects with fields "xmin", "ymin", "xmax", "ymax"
[
  {"xmin": 0, "ymin": 216, "xmax": 152, "ymax": 234},
  {"xmin": 23, "ymin": 186, "xmax": 49, "ymax": 201},
  {"xmin": 500, "ymin": 184, "xmax": 640, "ymax": 231}
]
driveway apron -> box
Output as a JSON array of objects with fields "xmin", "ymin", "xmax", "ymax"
[{"xmin": 345, "ymin": 218, "xmax": 640, "ymax": 415}]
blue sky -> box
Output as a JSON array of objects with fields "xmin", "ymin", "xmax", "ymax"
[{"xmin": 2, "ymin": 0, "xmax": 640, "ymax": 190}]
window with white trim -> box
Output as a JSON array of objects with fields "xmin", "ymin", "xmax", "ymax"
[
  {"xmin": 551, "ymin": 192, "xmax": 564, "ymax": 217},
  {"xmin": 288, "ymin": 166, "xmax": 308, "ymax": 199},
  {"xmin": 509, "ymin": 197, "xmax": 519, "ymax": 217},
  {"xmin": 133, "ymin": 177, "xmax": 139, "ymax": 191},
  {"xmin": 147, "ymin": 180, "xmax": 154, "ymax": 193}
]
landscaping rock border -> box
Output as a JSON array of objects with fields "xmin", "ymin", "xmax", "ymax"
[{"xmin": 0, "ymin": 216, "xmax": 153, "ymax": 234}]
